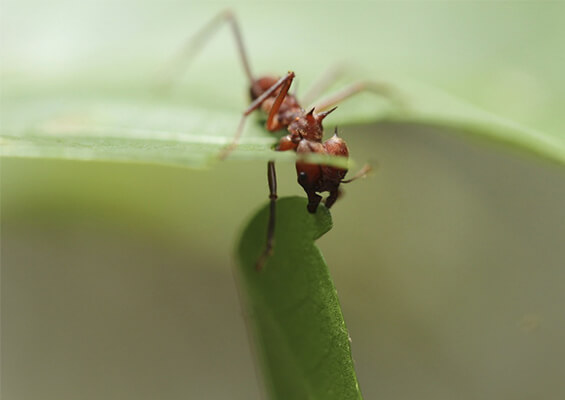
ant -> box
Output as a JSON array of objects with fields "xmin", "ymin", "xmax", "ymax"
[{"xmin": 162, "ymin": 11, "xmax": 397, "ymax": 270}]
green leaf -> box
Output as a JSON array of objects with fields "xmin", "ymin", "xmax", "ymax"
[
  {"xmin": 236, "ymin": 196, "xmax": 362, "ymax": 400},
  {"xmin": 2, "ymin": 73, "xmax": 564, "ymax": 168}
]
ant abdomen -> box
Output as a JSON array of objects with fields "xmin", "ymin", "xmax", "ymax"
[
  {"xmin": 296, "ymin": 140, "xmax": 325, "ymax": 190},
  {"xmin": 250, "ymin": 76, "xmax": 278, "ymax": 99}
]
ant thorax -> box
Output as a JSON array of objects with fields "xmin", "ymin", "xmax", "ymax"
[{"xmin": 287, "ymin": 110, "xmax": 324, "ymax": 142}]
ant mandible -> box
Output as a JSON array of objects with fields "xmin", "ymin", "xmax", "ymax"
[{"xmin": 163, "ymin": 10, "xmax": 395, "ymax": 270}]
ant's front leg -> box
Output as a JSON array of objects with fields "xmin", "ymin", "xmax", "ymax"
[
  {"xmin": 256, "ymin": 161, "xmax": 277, "ymax": 271},
  {"xmin": 251, "ymin": 72, "xmax": 295, "ymax": 270}
]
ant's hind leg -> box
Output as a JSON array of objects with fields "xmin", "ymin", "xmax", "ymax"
[
  {"xmin": 160, "ymin": 10, "xmax": 254, "ymax": 89},
  {"xmin": 313, "ymin": 80, "xmax": 404, "ymax": 112},
  {"xmin": 301, "ymin": 63, "xmax": 348, "ymax": 107}
]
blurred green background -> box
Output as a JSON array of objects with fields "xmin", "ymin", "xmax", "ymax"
[{"xmin": 2, "ymin": 1, "xmax": 565, "ymax": 399}]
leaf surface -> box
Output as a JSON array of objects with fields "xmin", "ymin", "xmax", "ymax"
[
  {"xmin": 2, "ymin": 77, "xmax": 564, "ymax": 167},
  {"xmin": 236, "ymin": 197, "xmax": 362, "ymax": 400}
]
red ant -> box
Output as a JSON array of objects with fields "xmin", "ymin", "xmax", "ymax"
[{"xmin": 163, "ymin": 11, "xmax": 396, "ymax": 270}]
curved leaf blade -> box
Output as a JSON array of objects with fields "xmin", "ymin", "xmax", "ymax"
[
  {"xmin": 236, "ymin": 197, "xmax": 362, "ymax": 400},
  {"xmin": 2, "ymin": 77, "xmax": 564, "ymax": 167}
]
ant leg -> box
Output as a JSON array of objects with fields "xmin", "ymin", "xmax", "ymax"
[
  {"xmin": 160, "ymin": 10, "xmax": 254, "ymax": 89},
  {"xmin": 251, "ymin": 72, "xmax": 295, "ymax": 267},
  {"xmin": 256, "ymin": 161, "xmax": 277, "ymax": 271},
  {"xmin": 266, "ymin": 72, "xmax": 295, "ymax": 131},
  {"xmin": 301, "ymin": 63, "xmax": 348, "ymax": 107},
  {"xmin": 313, "ymin": 81, "xmax": 403, "ymax": 112},
  {"xmin": 219, "ymin": 71, "xmax": 295, "ymax": 159}
]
